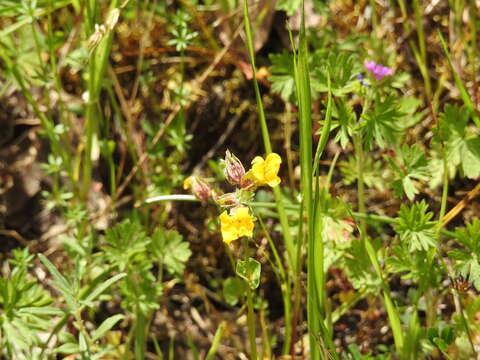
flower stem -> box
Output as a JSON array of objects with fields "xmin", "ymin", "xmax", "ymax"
[
  {"xmin": 353, "ymin": 133, "xmax": 366, "ymax": 239},
  {"xmin": 246, "ymin": 286, "xmax": 258, "ymax": 360}
]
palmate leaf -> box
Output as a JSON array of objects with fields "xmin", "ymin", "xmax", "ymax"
[
  {"xmin": 340, "ymin": 154, "xmax": 387, "ymax": 191},
  {"xmin": 386, "ymin": 245, "xmax": 438, "ymax": 285},
  {"xmin": 150, "ymin": 229, "xmax": 191, "ymax": 276},
  {"xmin": 340, "ymin": 239, "xmax": 381, "ymax": 292},
  {"xmin": 0, "ymin": 250, "xmax": 58, "ymax": 355},
  {"xmin": 268, "ymin": 51, "xmax": 295, "ymax": 102},
  {"xmin": 311, "ymin": 51, "xmax": 360, "ymax": 96},
  {"xmin": 438, "ymin": 104, "xmax": 480, "ymax": 179},
  {"xmin": 395, "ymin": 201, "xmax": 436, "ymax": 252},
  {"xmin": 103, "ymin": 219, "xmax": 151, "ymax": 271},
  {"xmin": 448, "ymin": 220, "xmax": 480, "ymax": 290},
  {"xmin": 119, "ymin": 262, "xmax": 162, "ymax": 315},
  {"xmin": 331, "ymin": 98, "xmax": 356, "ymax": 149},
  {"xmin": 360, "ymin": 96, "xmax": 404, "ymax": 150},
  {"xmin": 386, "ymin": 144, "xmax": 430, "ymax": 200}
]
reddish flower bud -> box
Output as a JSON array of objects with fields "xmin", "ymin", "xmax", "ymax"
[
  {"xmin": 183, "ymin": 176, "xmax": 212, "ymax": 203},
  {"xmin": 214, "ymin": 192, "xmax": 238, "ymax": 207},
  {"xmin": 224, "ymin": 150, "xmax": 245, "ymax": 185},
  {"xmin": 239, "ymin": 174, "xmax": 256, "ymax": 191}
]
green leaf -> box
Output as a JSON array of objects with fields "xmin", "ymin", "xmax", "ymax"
[
  {"xmin": 437, "ymin": 104, "xmax": 480, "ymax": 179},
  {"xmin": 462, "ymin": 138, "xmax": 480, "ymax": 178},
  {"xmin": 103, "ymin": 219, "xmax": 151, "ymax": 271},
  {"xmin": 433, "ymin": 337, "xmax": 448, "ymax": 352},
  {"xmin": 17, "ymin": 306, "xmax": 65, "ymax": 316},
  {"xmin": 150, "ymin": 229, "xmax": 191, "ymax": 276},
  {"xmin": 268, "ymin": 51, "xmax": 295, "ymax": 102},
  {"xmin": 236, "ymin": 258, "xmax": 261, "ymax": 290},
  {"xmin": 79, "ymin": 330, "xmax": 88, "ymax": 352},
  {"xmin": 3, "ymin": 320, "xmax": 30, "ymax": 349},
  {"xmin": 82, "ymin": 273, "xmax": 126, "ymax": 306},
  {"xmin": 341, "ymin": 238, "xmax": 381, "ymax": 292},
  {"xmin": 441, "ymin": 326, "xmax": 455, "ymax": 344},
  {"xmin": 395, "ymin": 201, "xmax": 436, "ymax": 252},
  {"xmin": 397, "ymin": 96, "xmax": 423, "ymax": 129},
  {"xmin": 360, "ymin": 96, "xmax": 404, "ymax": 150},
  {"xmin": 331, "ymin": 98, "xmax": 356, "ymax": 149},
  {"xmin": 311, "ymin": 52, "xmax": 360, "ymax": 96},
  {"xmin": 275, "ymin": 0, "xmax": 301, "ymax": 15},
  {"xmin": 222, "ymin": 277, "xmax": 246, "ymax": 306},
  {"xmin": 448, "ymin": 220, "xmax": 480, "ymax": 290},
  {"xmin": 340, "ymin": 154, "xmax": 386, "ymax": 191},
  {"xmin": 38, "ymin": 254, "xmax": 77, "ymax": 310},
  {"xmin": 386, "ymin": 144, "xmax": 429, "ymax": 200},
  {"xmin": 91, "ymin": 314, "xmax": 125, "ymax": 342},
  {"xmin": 55, "ymin": 342, "xmax": 81, "ymax": 354}
]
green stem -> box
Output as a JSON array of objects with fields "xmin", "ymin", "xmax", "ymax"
[
  {"xmin": 353, "ymin": 133, "xmax": 366, "ymax": 238},
  {"xmin": 370, "ymin": 0, "xmax": 378, "ymax": 33},
  {"xmin": 412, "ymin": 0, "xmax": 432, "ymax": 98},
  {"xmin": 142, "ymin": 195, "xmax": 459, "ymax": 240},
  {"xmin": 242, "ymin": 0, "xmax": 295, "ymax": 271},
  {"xmin": 205, "ymin": 322, "xmax": 226, "ymax": 360},
  {"xmin": 255, "ymin": 212, "xmax": 292, "ymax": 354},
  {"xmin": 246, "ymin": 286, "xmax": 258, "ymax": 360},
  {"xmin": 438, "ymin": 151, "xmax": 450, "ymax": 227},
  {"xmin": 365, "ymin": 238, "xmax": 404, "ymax": 353},
  {"xmin": 135, "ymin": 308, "xmax": 147, "ymax": 360},
  {"xmin": 82, "ymin": 0, "xmax": 120, "ymax": 199},
  {"xmin": 74, "ymin": 309, "xmax": 92, "ymax": 359},
  {"xmin": 468, "ymin": 0, "xmax": 478, "ymax": 107},
  {"xmin": 434, "ymin": 136, "xmax": 476, "ymax": 355},
  {"xmin": 438, "ymin": 31, "xmax": 480, "ymax": 128},
  {"xmin": 241, "ymin": 236, "xmax": 258, "ymax": 360}
]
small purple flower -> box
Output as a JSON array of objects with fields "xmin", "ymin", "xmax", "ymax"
[
  {"xmin": 364, "ymin": 60, "xmax": 393, "ymax": 80},
  {"xmin": 357, "ymin": 74, "xmax": 369, "ymax": 87}
]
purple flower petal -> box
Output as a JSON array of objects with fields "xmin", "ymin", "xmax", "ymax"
[{"xmin": 364, "ymin": 60, "xmax": 394, "ymax": 80}]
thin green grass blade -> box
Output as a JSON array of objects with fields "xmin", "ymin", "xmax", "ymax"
[
  {"xmin": 438, "ymin": 31, "xmax": 480, "ymax": 128},
  {"xmin": 205, "ymin": 322, "xmax": 226, "ymax": 360},
  {"xmin": 313, "ymin": 73, "xmax": 332, "ymax": 175},
  {"xmin": 82, "ymin": 0, "xmax": 121, "ymax": 199},
  {"xmin": 242, "ymin": 0, "xmax": 295, "ymax": 271},
  {"xmin": 134, "ymin": 309, "xmax": 146, "ymax": 360},
  {"xmin": 364, "ymin": 238, "xmax": 404, "ymax": 353},
  {"xmin": 292, "ymin": 1, "xmax": 318, "ymax": 358}
]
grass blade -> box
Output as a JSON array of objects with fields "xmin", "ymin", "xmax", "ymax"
[
  {"xmin": 242, "ymin": 0, "xmax": 295, "ymax": 271},
  {"xmin": 438, "ymin": 31, "xmax": 480, "ymax": 128}
]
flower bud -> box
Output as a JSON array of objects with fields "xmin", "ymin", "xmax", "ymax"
[
  {"xmin": 214, "ymin": 192, "xmax": 238, "ymax": 207},
  {"xmin": 183, "ymin": 176, "xmax": 211, "ymax": 203},
  {"xmin": 239, "ymin": 173, "xmax": 257, "ymax": 191},
  {"xmin": 224, "ymin": 150, "xmax": 245, "ymax": 185}
]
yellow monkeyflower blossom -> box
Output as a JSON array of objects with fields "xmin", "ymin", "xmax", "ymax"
[
  {"xmin": 219, "ymin": 207, "xmax": 254, "ymax": 245},
  {"xmin": 247, "ymin": 153, "xmax": 282, "ymax": 187}
]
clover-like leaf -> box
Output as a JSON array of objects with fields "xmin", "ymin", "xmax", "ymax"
[{"xmin": 236, "ymin": 258, "xmax": 261, "ymax": 290}]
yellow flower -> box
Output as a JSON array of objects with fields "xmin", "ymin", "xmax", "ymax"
[
  {"xmin": 183, "ymin": 176, "xmax": 193, "ymax": 190},
  {"xmin": 219, "ymin": 207, "xmax": 254, "ymax": 245},
  {"xmin": 247, "ymin": 153, "xmax": 282, "ymax": 187}
]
